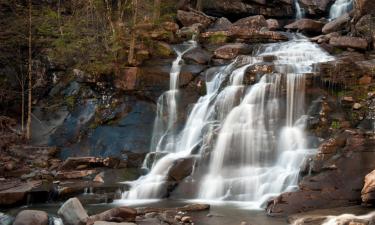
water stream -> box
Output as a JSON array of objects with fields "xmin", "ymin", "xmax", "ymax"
[
  {"xmin": 329, "ymin": 0, "xmax": 353, "ymax": 20},
  {"xmin": 122, "ymin": 34, "xmax": 334, "ymax": 208}
]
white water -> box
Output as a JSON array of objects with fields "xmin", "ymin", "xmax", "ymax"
[
  {"xmin": 123, "ymin": 35, "xmax": 334, "ymax": 207},
  {"xmin": 329, "ymin": 0, "xmax": 353, "ymax": 20},
  {"xmin": 123, "ymin": 40, "xmax": 196, "ymax": 199},
  {"xmin": 295, "ymin": 0, "xmax": 304, "ymax": 19}
]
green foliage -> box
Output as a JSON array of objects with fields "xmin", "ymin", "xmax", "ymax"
[
  {"xmin": 208, "ymin": 33, "xmax": 228, "ymax": 44},
  {"xmin": 330, "ymin": 120, "xmax": 341, "ymax": 130}
]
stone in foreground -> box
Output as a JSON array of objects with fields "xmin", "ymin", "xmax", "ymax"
[
  {"xmin": 13, "ymin": 210, "xmax": 48, "ymax": 225},
  {"xmin": 58, "ymin": 198, "xmax": 89, "ymax": 225}
]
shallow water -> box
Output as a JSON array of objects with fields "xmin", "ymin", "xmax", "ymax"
[{"xmin": 4, "ymin": 200, "xmax": 288, "ymax": 225}]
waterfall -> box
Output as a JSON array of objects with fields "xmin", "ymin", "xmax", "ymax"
[
  {"xmin": 329, "ymin": 0, "xmax": 353, "ymax": 20},
  {"xmin": 295, "ymin": 0, "xmax": 304, "ymax": 19},
  {"xmin": 122, "ymin": 35, "xmax": 334, "ymax": 207}
]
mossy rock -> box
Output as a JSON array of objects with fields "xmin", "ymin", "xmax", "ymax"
[{"xmin": 153, "ymin": 41, "xmax": 175, "ymax": 57}]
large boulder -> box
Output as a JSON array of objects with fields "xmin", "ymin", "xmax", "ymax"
[
  {"xmin": 87, "ymin": 207, "xmax": 137, "ymax": 225},
  {"xmin": 362, "ymin": 170, "xmax": 375, "ymax": 205},
  {"xmin": 329, "ymin": 36, "xmax": 368, "ymax": 50},
  {"xmin": 207, "ymin": 17, "xmax": 232, "ymax": 32},
  {"xmin": 232, "ymin": 15, "xmax": 268, "ymax": 30},
  {"xmin": 322, "ymin": 13, "xmax": 351, "ymax": 34},
  {"xmin": 354, "ymin": 14, "xmax": 375, "ymax": 49},
  {"xmin": 57, "ymin": 198, "xmax": 89, "ymax": 225},
  {"xmin": 285, "ymin": 19, "xmax": 325, "ymax": 34},
  {"xmin": 167, "ymin": 157, "xmax": 195, "ymax": 182},
  {"xmin": 177, "ymin": 10, "xmax": 214, "ymax": 28},
  {"xmin": 214, "ymin": 43, "xmax": 253, "ymax": 60},
  {"xmin": 13, "ymin": 210, "xmax": 48, "ymax": 225}
]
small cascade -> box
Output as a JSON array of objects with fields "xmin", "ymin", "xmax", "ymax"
[
  {"xmin": 122, "ymin": 35, "xmax": 334, "ymax": 207},
  {"xmin": 295, "ymin": 0, "xmax": 304, "ymax": 19},
  {"xmin": 329, "ymin": 0, "xmax": 353, "ymax": 20},
  {"xmin": 123, "ymin": 39, "xmax": 197, "ymax": 199}
]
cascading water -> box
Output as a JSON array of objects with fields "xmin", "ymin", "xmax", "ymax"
[
  {"xmin": 122, "ymin": 35, "xmax": 334, "ymax": 207},
  {"xmin": 329, "ymin": 0, "xmax": 353, "ymax": 20},
  {"xmin": 122, "ymin": 40, "xmax": 196, "ymax": 199},
  {"xmin": 295, "ymin": 0, "xmax": 304, "ymax": 19},
  {"xmin": 197, "ymin": 37, "xmax": 334, "ymax": 208}
]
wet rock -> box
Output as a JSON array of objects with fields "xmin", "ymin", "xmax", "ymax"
[
  {"xmin": 329, "ymin": 36, "xmax": 368, "ymax": 50},
  {"xmin": 322, "ymin": 13, "xmax": 351, "ymax": 34},
  {"xmin": 214, "ymin": 43, "xmax": 253, "ymax": 60},
  {"xmin": 232, "ymin": 15, "xmax": 268, "ymax": 30},
  {"xmin": 284, "ymin": 19, "xmax": 325, "ymax": 34},
  {"xmin": 177, "ymin": 10, "xmax": 214, "ymax": 28},
  {"xmin": 87, "ymin": 207, "xmax": 137, "ymax": 225},
  {"xmin": 58, "ymin": 197, "xmax": 89, "ymax": 225},
  {"xmin": 178, "ymin": 203, "xmax": 210, "ymax": 212},
  {"xmin": 167, "ymin": 157, "xmax": 195, "ymax": 182},
  {"xmin": 114, "ymin": 67, "xmax": 139, "ymax": 91},
  {"xmin": 267, "ymin": 131, "xmax": 375, "ymax": 215},
  {"xmin": 362, "ymin": 170, "xmax": 375, "ymax": 205},
  {"xmin": 183, "ymin": 47, "xmax": 212, "ymax": 64},
  {"xmin": 13, "ymin": 210, "xmax": 48, "ymax": 225}
]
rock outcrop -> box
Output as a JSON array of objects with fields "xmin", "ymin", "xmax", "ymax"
[
  {"xmin": 285, "ymin": 19, "xmax": 325, "ymax": 34},
  {"xmin": 267, "ymin": 131, "xmax": 375, "ymax": 216},
  {"xmin": 329, "ymin": 36, "xmax": 368, "ymax": 50}
]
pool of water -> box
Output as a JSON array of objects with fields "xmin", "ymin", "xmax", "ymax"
[{"xmin": 4, "ymin": 199, "xmax": 288, "ymax": 225}]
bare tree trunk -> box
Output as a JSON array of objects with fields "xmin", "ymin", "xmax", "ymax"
[
  {"xmin": 104, "ymin": 0, "xmax": 116, "ymax": 37},
  {"xmin": 26, "ymin": 0, "xmax": 32, "ymax": 140},
  {"xmin": 153, "ymin": 0, "xmax": 161, "ymax": 24},
  {"xmin": 128, "ymin": 0, "xmax": 138, "ymax": 65}
]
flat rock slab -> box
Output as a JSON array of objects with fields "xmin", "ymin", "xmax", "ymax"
[{"xmin": 0, "ymin": 180, "xmax": 42, "ymax": 206}]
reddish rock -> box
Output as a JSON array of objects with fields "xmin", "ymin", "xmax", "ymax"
[
  {"xmin": 214, "ymin": 43, "xmax": 252, "ymax": 60},
  {"xmin": 13, "ymin": 210, "xmax": 48, "ymax": 225},
  {"xmin": 285, "ymin": 19, "xmax": 325, "ymax": 34},
  {"xmin": 359, "ymin": 75, "xmax": 372, "ymax": 85},
  {"xmin": 329, "ymin": 36, "xmax": 368, "ymax": 50},
  {"xmin": 0, "ymin": 181, "xmax": 41, "ymax": 206},
  {"xmin": 300, "ymin": 0, "xmax": 334, "ymax": 15},
  {"xmin": 362, "ymin": 170, "xmax": 375, "ymax": 204},
  {"xmin": 233, "ymin": 15, "xmax": 268, "ymax": 30},
  {"xmin": 115, "ymin": 67, "xmax": 139, "ymax": 91}
]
